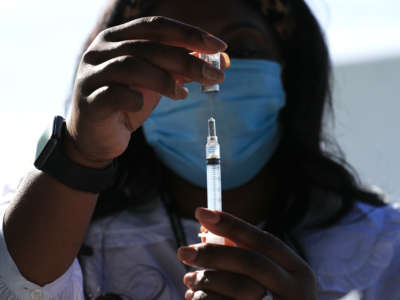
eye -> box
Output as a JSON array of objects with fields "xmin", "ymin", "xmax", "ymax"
[
  {"xmin": 223, "ymin": 28, "xmax": 278, "ymax": 60},
  {"xmin": 224, "ymin": 35, "xmax": 274, "ymax": 59}
]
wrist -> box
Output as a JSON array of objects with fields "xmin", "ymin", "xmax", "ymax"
[
  {"xmin": 35, "ymin": 116, "xmax": 118, "ymax": 194},
  {"xmin": 62, "ymin": 131, "xmax": 113, "ymax": 169}
]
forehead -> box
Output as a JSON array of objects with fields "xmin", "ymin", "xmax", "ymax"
[{"xmin": 149, "ymin": 0, "xmax": 269, "ymax": 37}]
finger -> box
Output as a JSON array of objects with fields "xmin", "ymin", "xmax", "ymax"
[
  {"xmin": 195, "ymin": 208, "xmax": 304, "ymax": 272},
  {"xmin": 86, "ymin": 84, "xmax": 144, "ymax": 116},
  {"xmin": 81, "ymin": 55, "xmax": 189, "ymax": 100},
  {"xmin": 103, "ymin": 16, "xmax": 227, "ymax": 53},
  {"xmin": 84, "ymin": 40, "xmax": 190, "ymax": 65},
  {"xmin": 184, "ymin": 269, "xmax": 265, "ymax": 300},
  {"xmin": 84, "ymin": 41, "xmax": 224, "ymax": 85},
  {"xmin": 173, "ymin": 74, "xmax": 192, "ymax": 84},
  {"xmin": 177, "ymin": 244, "xmax": 291, "ymax": 296},
  {"xmin": 185, "ymin": 289, "xmax": 194, "ymax": 300},
  {"xmin": 185, "ymin": 289, "xmax": 232, "ymax": 300}
]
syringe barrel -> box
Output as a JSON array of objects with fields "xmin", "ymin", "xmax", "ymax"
[
  {"xmin": 206, "ymin": 161, "xmax": 222, "ymax": 211},
  {"xmin": 204, "ymin": 117, "xmax": 224, "ymax": 245}
]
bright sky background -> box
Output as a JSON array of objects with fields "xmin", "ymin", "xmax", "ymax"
[{"xmin": 0, "ymin": 0, "xmax": 399, "ymax": 190}]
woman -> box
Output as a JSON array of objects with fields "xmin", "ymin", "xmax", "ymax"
[{"xmin": 0, "ymin": 0, "xmax": 399, "ymax": 299}]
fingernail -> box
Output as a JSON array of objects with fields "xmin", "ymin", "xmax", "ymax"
[
  {"xmin": 203, "ymin": 33, "xmax": 228, "ymax": 51},
  {"xmin": 195, "ymin": 208, "xmax": 220, "ymax": 224},
  {"xmin": 178, "ymin": 247, "xmax": 198, "ymax": 262},
  {"xmin": 202, "ymin": 63, "xmax": 223, "ymax": 81},
  {"xmin": 175, "ymin": 84, "xmax": 189, "ymax": 99},
  {"xmin": 220, "ymin": 52, "xmax": 231, "ymax": 69}
]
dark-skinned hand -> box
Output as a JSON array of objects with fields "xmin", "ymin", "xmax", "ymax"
[
  {"xmin": 64, "ymin": 16, "xmax": 229, "ymax": 168},
  {"xmin": 177, "ymin": 208, "xmax": 317, "ymax": 300}
]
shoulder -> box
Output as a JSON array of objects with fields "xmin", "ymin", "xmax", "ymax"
[
  {"xmin": 299, "ymin": 200, "xmax": 400, "ymax": 296},
  {"xmin": 0, "ymin": 177, "xmax": 24, "ymax": 211}
]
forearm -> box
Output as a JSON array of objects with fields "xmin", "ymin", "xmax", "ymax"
[{"xmin": 3, "ymin": 170, "xmax": 98, "ymax": 286}]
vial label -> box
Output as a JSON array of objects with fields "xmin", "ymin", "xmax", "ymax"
[{"xmin": 201, "ymin": 53, "xmax": 221, "ymax": 93}]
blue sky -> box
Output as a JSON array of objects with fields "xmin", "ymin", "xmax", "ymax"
[{"xmin": 0, "ymin": 0, "xmax": 399, "ymax": 187}]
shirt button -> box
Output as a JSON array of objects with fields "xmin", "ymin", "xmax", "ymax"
[{"xmin": 30, "ymin": 289, "xmax": 43, "ymax": 300}]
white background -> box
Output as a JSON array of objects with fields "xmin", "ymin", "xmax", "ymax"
[{"xmin": 0, "ymin": 0, "xmax": 399, "ymax": 200}]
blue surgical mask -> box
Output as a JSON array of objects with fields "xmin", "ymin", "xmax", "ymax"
[{"xmin": 142, "ymin": 59, "xmax": 286, "ymax": 190}]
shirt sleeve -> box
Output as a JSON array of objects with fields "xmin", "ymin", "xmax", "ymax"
[
  {"xmin": 0, "ymin": 187, "xmax": 85, "ymax": 300},
  {"xmin": 301, "ymin": 201, "xmax": 400, "ymax": 300},
  {"xmin": 361, "ymin": 202, "xmax": 400, "ymax": 300}
]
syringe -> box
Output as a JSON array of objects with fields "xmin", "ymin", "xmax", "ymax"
[
  {"xmin": 206, "ymin": 117, "xmax": 222, "ymax": 212},
  {"xmin": 200, "ymin": 117, "xmax": 225, "ymax": 245},
  {"xmin": 201, "ymin": 53, "xmax": 222, "ymax": 213},
  {"xmin": 199, "ymin": 52, "xmax": 225, "ymax": 245}
]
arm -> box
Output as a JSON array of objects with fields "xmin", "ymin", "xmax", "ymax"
[
  {"xmin": 3, "ymin": 16, "xmax": 227, "ymax": 286},
  {"xmin": 3, "ymin": 169, "xmax": 98, "ymax": 286}
]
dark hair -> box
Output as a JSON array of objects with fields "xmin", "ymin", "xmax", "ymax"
[
  {"xmin": 73, "ymin": 0, "xmax": 385, "ymax": 297},
  {"xmin": 74, "ymin": 0, "xmax": 384, "ymax": 221}
]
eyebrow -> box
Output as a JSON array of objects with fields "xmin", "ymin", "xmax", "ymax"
[{"xmin": 220, "ymin": 22, "xmax": 266, "ymax": 37}]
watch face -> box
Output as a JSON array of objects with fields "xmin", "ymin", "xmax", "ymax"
[
  {"xmin": 35, "ymin": 125, "xmax": 52, "ymax": 161},
  {"xmin": 34, "ymin": 116, "xmax": 65, "ymax": 169}
]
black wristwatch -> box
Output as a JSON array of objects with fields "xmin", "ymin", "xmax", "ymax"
[{"xmin": 34, "ymin": 116, "xmax": 118, "ymax": 194}]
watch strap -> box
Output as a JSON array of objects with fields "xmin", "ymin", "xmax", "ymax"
[
  {"xmin": 40, "ymin": 148, "xmax": 118, "ymax": 194},
  {"xmin": 34, "ymin": 116, "xmax": 118, "ymax": 194}
]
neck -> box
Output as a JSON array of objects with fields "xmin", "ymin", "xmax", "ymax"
[{"xmin": 164, "ymin": 164, "xmax": 279, "ymax": 225}]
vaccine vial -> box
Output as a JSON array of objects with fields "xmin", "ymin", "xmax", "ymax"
[{"xmin": 201, "ymin": 53, "xmax": 221, "ymax": 93}]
